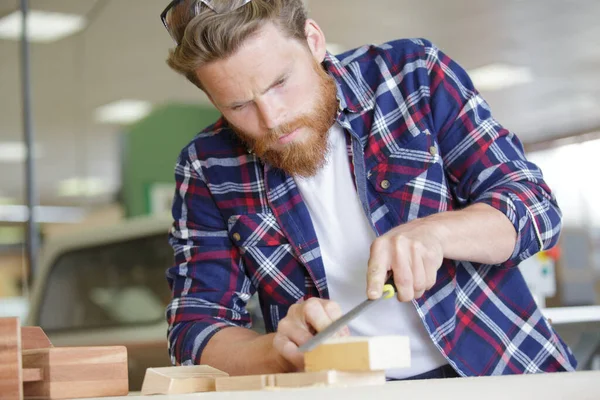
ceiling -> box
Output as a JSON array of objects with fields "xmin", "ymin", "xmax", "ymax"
[{"xmin": 0, "ymin": 0, "xmax": 599, "ymax": 208}]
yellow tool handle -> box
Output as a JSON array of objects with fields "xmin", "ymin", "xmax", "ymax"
[{"xmin": 382, "ymin": 283, "xmax": 396, "ymax": 299}]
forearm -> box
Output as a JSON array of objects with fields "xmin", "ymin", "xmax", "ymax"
[
  {"xmin": 200, "ymin": 327, "xmax": 294, "ymax": 375},
  {"xmin": 426, "ymin": 203, "xmax": 517, "ymax": 264}
]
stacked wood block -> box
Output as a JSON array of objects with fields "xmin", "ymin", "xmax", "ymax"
[
  {"xmin": 0, "ymin": 317, "xmax": 129, "ymax": 400},
  {"xmin": 22, "ymin": 346, "xmax": 128, "ymax": 399},
  {"xmin": 142, "ymin": 336, "xmax": 410, "ymax": 393}
]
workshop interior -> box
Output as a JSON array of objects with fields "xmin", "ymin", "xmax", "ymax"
[{"xmin": 1, "ymin": 0, "xmax": 599, "ymax": 398}]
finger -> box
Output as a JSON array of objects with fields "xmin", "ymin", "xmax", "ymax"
[
  {"xmin": 273, "ymin": 333, "xmax": 304, "ymax": 370},
  {"xmin": 287, "ymin": 323, "xmax": 315, "ymax": 346},
  {"xmin": 303, "ymin": 299, "xmax": 335, "ymax": 332},
  {"xmin": 335, "ymin": 326, "xmax": 351, "ymax": 338},
  {"xmin": 425, "ymin": 263, "xmax": 438, "ymax": 290},
  {"xmin": 277, "ymin": 313, "xmax": 317, "ymax": 346},
  {"xmin": 424, "ymin": 250, "xmax": 442, "ymax": 290},
  {"xmin": 392, "ymin": 244, "xmax": 414, "ymax": 302},
  {"xmin": 367, "ymin": 238, "xmax": 391, "ymax": 299},
  {"xmin": 333, "ymin": 329, "xmax": 348, "ymax": 338},
  {"xmin": 411, "ymin": 244, "xmax": 426, "ymax": 299},
  {"xmin": 324, "ymin": 301, "xmax": 343, "ymax": 321},
  {"xmin": 323, "ymin": 301, "xmax": 349, "ymax": 337}
]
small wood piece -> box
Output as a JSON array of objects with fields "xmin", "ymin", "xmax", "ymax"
[
  {"xmin": 22, "ymin": 346, "xmax": 129, "ymax": 399},
  {"xmin": 21, "ymin": 327, "xmax": 53, "ymax": 350},
  {"xmin": 275, "ymin": 370, "xmax": 385, "ymax": 388},
  {"xmin": 215, "ymin": 374, "xmax": 275, "ymax": 392},
  {"xmin": 0, "ymin": 317, "xmax": 23, "ymax": 400},
  {"xmin": 22, "ymin": 368, "xmax": 43, "ymax": 383},
  {"xmin": 215, "ymin": 370, "xmax": 385, "ymax": 392},
  {"xmin": 304, "ymin": 336, "xmax": 411, "ymax": 372},
  {"xmin": 141, "ymin": 365, "xmax": 229, "ymax": 395}
]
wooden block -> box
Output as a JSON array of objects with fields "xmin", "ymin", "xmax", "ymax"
[
  {"xmin": 304, "ymin": 336, "xmax": 410, "ymax": 372},
  {"xmin": 0, "ymin": 317, "xmax": 23, "ymax": 400},
  {"xmin": 141, "ymin": 365, "xmax": 229, "ymax": 395},
  {"xmin": 215, "ymin": 374, "xmax": 275, "ymax": 392},
  {"xmin": 21, "ymin": 327, "xmax": 53, "ymax": 350},
  {"xmin": 22, "ymin": 346, "xmax": 128, "ymax": 399},
  {"xmin": 275, "ymin": 370, "xmax": 385, "ymax": 388}
]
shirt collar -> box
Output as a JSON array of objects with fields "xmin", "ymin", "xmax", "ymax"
[{"xmin": 322, "ymin": 51, "xmax": 375, "ymax": 114}]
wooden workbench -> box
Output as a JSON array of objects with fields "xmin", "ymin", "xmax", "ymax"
[{"xmin": 79, "ymin": 370, "xmax": 600, "ymax": 400}]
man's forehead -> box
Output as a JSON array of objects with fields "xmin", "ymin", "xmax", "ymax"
[
  {"xmin": 199, "ymin": 27, "xmax": 306, "ymax": 103},
  {"xmin": 209, "ymin": 60, "xmax": 293, "ymax": 106}
]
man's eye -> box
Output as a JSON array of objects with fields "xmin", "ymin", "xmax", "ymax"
[
  {"xmin": 232, "ymin": 104, "xmax": 245, "ymax": 111},
  {"xmin": 275, "ymin": 78, "xmax": 286, "ymax": 87}
]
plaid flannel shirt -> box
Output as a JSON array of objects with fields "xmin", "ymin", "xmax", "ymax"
[{"xmin": 167, "ymin": 38, "xmax": 577, "ymax": 375}]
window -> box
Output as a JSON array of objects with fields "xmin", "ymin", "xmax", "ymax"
[{"xmin": 38, "ymin": 233, "xmax": 173, "ymax": 331}]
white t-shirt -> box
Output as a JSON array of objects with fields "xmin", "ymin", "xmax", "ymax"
[{"xmin": 294, "ymin": 123, "xmax": 448, "ymax": 378}]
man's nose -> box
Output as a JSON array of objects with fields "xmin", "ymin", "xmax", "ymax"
[{"xmin": 256, "ymin": 98, "xmax": 285, "ymax": 131}]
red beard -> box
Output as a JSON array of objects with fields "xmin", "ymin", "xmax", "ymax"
[{"xmin": 231, "ymin": 61, "xmax": 339, "ymax": 177}]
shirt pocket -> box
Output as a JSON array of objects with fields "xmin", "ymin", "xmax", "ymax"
[
  {"xmin": 368, "ymin": 129, "xmax": 450, "ymax": 221},
  {"xmin": 227, "ymin": 213, "xmax": 288, "ymax": 248},
  {"xmin": 227, "ymin": 213, "xmax": 305, "ymax": 305},
  {"xmin": 369, "ymin": 129, "xmax": 439, "ymax": 191}
]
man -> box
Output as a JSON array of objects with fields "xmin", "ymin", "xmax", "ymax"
[{"xmin": 162, "ymin": 0, "xmax": 577, "ymax": 380}]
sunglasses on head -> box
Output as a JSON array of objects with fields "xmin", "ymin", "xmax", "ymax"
[{"xmin": 160, "ymin": 0, "xmax": 252, "ymax": 44}]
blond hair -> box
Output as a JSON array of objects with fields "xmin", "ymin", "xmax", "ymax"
[{"xmin": 166, "ymin": 0, "xmax": 308, "ymax": 90}]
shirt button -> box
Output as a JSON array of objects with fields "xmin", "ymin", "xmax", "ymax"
[
  {"xmin": 233, "ymin": 233, "xmax": 241, "ymax": 242},
  {"xmin": 380, "ymin": 180, "xmax": 391, "ymax": 190},
  {"xmin": 429, "ymin": 146, "xmax": 438, "ymax": 156}
]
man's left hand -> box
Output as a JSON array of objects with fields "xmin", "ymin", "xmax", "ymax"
[{"xmin": 366, "ymin": 218, "xmax": 445, "ymax": 302}]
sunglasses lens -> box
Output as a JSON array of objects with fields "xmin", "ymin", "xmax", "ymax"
[
  {"xmin": 201, "ymin": 0, "xmax": 252, "ymax": 14},
  {"xmin": 162, "ymin": 0, "xmax": 193, "ymax": 43}
]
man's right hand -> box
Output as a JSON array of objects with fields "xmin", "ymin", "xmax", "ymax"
[{"xmin": 272, "ymin": 298, "xmax": 349, "ymax": 370}]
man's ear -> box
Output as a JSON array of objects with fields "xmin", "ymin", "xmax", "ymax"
[{"xmin": 305, "ymin": 19, "xmax": 327, "ymax": 63}]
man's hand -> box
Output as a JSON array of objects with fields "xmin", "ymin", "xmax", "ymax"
[
  {"xmin": 367, "ymin": 218, "xmax": 444, "ymax": 302},
  {"xmin": 272, "ymin": 298, "xmax": 349, "ymax": 370}
]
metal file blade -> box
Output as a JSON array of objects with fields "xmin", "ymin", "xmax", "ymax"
[{"xmin": 297, "ymin": 283, "xmax": 396, "ymax": 353}]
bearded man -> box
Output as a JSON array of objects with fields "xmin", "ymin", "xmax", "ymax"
[{"xmin": 162, "ymin": 0, "xmax": 576, "ymax": 380}]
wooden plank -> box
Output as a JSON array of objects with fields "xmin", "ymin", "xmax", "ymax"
[
  {"xmin": 21, "ymin": 327, "xmax": 52, "ymax": 350},
  {"xmin": 304, "ymin": 336, "xmax": 410, "ymax": 372},
  {"xmin": 0, "ymin": 317, "xmax": 23, "ymax": 400},
  {"xmin": 141, "ymin": 365, "xmax": 229, "ymax": 395},
  {"xmin": 275, "ymin": 370, "xmax": 385, "ymax": 388},
  {"xmin": 215, "ymin": 374, "xmax": 275, "ymax": 392},
  {"xmin": 22, "ymin": 346, "xmax": 128, "ymax": 399},
  {"xmin": 215, "ymin": 370, "xmax": 386, "ymax": 392}
]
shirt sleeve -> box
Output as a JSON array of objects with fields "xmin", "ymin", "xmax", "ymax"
[
  {"xmin": 166, "ymin": 142, "xmax": 255, "ymax": 365},
  {"xmin": 419, "ymin": 38, "xmax": 562, "ymax": 267}
]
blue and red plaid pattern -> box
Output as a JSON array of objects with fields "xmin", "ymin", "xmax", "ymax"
[{"xmin": 166, "ymin": 38, "xmax": 577, "ymax": 375}]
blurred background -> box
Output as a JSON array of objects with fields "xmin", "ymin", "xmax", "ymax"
[{"xmin": 0, "ymin": 0, "xmax": 599, "ymax": 390}]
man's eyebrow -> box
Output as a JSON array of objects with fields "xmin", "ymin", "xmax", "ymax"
[
  {"xmin": 226, "ymin": 68, "xmax": 291, "ymax": 108},
  {"xmin": 261, "ymin": 70, "xmax": 290, "ymax": 94}
]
